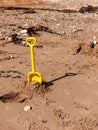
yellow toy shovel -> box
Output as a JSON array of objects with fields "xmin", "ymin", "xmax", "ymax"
[{"xmin": 26, "ymin": 37, "xmax": 42, "ymax": 84}]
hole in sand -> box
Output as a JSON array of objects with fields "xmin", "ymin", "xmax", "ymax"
[{"xmin": 0, "ymin": 81, "xmax": 50, "ymax": 103}]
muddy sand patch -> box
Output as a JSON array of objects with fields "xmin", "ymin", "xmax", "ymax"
[{"xmin": 0, "ymin": 81, "xmax": 50, "ymax": 103}]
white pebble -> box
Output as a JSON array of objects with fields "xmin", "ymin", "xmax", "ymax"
[
  {"xmin": 93, "ymin": 36, "xmax": 97, "ymax": 45},
  {"xmin": 18, "ymin": 29, "xmax": 27, "ymax": 35},
  {"xmin": 10, "ymin": 55, "xmax": 13, "ymax": 59},
  {"xmin": 24, "ymin": 106, "xmax": 32, "ymax": 111}
]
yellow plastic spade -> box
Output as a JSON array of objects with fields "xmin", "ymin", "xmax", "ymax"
[{"xmin": 26, "ymin": 37, "xmax": 42, "ymax": 84}]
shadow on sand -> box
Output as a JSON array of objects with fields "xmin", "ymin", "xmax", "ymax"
[{"xmin": 43, "ymin": 72, "xmax": 78, "ymax": 87}]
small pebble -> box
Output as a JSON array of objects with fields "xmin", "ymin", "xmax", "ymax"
[
  {"xmin": 93, "ymin": 36, "xmax": 97, "ymax": 45},
  {"xmin": 10, "ymin": 55, "xmax": 13, "ymax": 59},
  {"xmin": 24, "ymin": 106, "xmax": 32, "ymax": 111}
]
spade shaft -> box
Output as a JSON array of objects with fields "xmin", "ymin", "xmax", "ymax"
[{"xmin": 30, "ymin": 43, "xmax": 35, "ymax": 73}]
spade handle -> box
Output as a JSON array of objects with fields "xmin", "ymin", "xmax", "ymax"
[{"xmin": 26, "ymin": 37, "xmax": 36, "ymax": 73}]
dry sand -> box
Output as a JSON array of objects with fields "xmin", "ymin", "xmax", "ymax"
[{"xmin": 0, "ymin": 0, "xmax": 98, "ymax": 130}]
